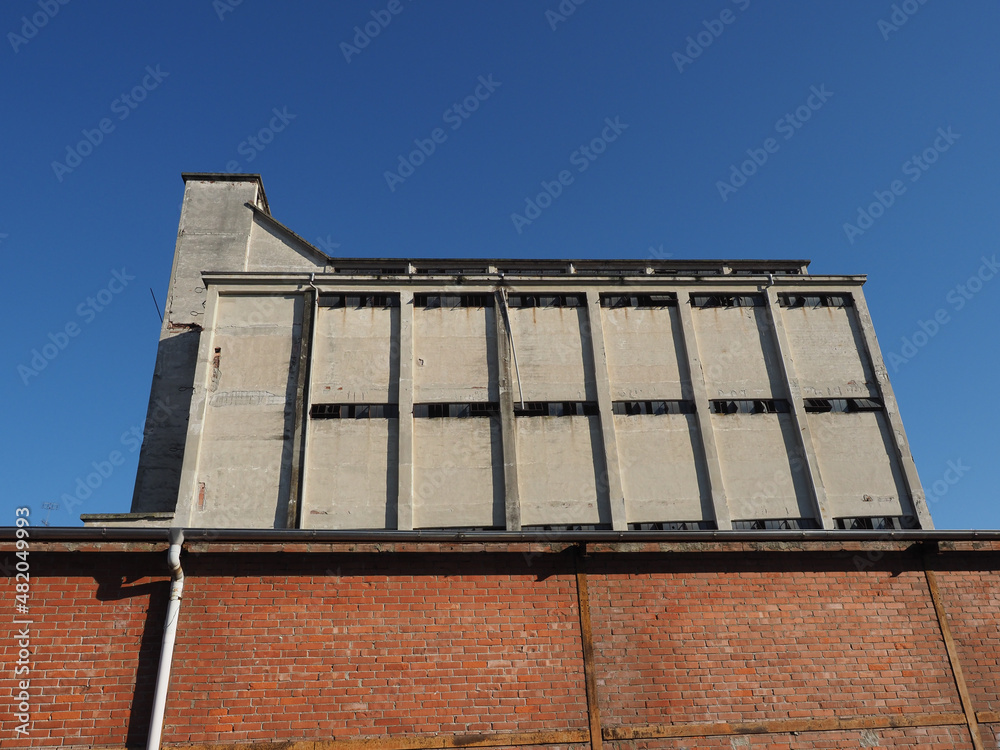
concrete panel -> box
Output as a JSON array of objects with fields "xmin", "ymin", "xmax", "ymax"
[
  {"xmin": 602, "ymin": 307, "xmax": 688, "ymax": 400},
  {"xmin": 302, "ymin": 419, "xmax": 399, "ymax": 529},
  {"xmin": 516, "ymin": 416, "xmax": 610, "ymax": 526},
  {"xmin": 412, "ymin": 418, "xmax": 505, "ymax": 528},
  {"xmin": 509, "ymin": 306, "xmax": 597, "ymax": 401},
  {"xmin": 248, "ymin": 218, "xmax": 327, "ymax": 272},
  {"xmin": 694, "ymin": 305, "xmax": 786, "ymax": 399},
  {"xmin": 193, "ymin": 294, "xmax": 302, "ymax": 528},
  {"xmin": 780, "ymin": 304, "xmax": 878, "ymax": 398},
  {"xmin": 312, "ymin": 305, "xmax": 400, "ymax": 403},
  {"xmin": 414, "ymin": 306, "xmax": 499, "ymax": 402},
  {"xmin": 180, "ymin": 178, "xmax": 259, "ymax": 236},
  {"xmin": 615, "ymin": 414, "xmax": 711, "ymax": 523},
  {"xmin": 808, "ymin": 411, "xmax": 912, "ymax": 518},
  {"xmin": 713, "ymin": 413, "xmax": 814, "ymax": 521}
]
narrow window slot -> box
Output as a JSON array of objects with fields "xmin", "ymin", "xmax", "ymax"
[{"xmin": 710, "ymin": 399, "xmax": 790, "ymax": 415}]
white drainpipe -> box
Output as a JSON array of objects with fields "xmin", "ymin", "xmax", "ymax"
[{"xmin": 147, "ymin": 528, "xmax": 185, "ymax": 750}]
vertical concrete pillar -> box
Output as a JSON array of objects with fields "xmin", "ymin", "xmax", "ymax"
[
  {"xmin": 852, "ymin": 292, "xmax": 934, "ymax": 529},
  {"xmin": 285, "ymin": 287, "xmax": 315, "ymax": 529},
  {"xmin": 494, "ymin": 291, "xmax": 521, "ymax": 531},
  {"xmin": 131, "ymin": 174, "xmax": 264, "ymax": 516},
  {"xmin": 584, "ymin": 295, "xmax": 627, "ymax": 531},
  {"xmin": 396, "ymin": 291, "xmax": 415, "ymax": 531},
  {"xmin": 675, "ymin": 296, "xmax": 732, "ymax": 529},
  {"xmin": 175, "ymin": 287, "xmax": 222, "ymax": 527},
  {"xmin": 762, "ymin": 288, "xmax": 834, "ymax": 529}
]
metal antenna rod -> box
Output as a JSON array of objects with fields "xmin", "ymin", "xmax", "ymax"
[{"xmin": 149, "ymin": 288, "xmax": 164, "ymax": 323}]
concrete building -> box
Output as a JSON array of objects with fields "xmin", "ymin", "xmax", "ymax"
[
  {"xmin": 84, "ymin": 173, "xmax": 931, "ymax": 531},
  {"xmin": 15, "ymin": 174, "xmax": 1000, "ymax": 750}
]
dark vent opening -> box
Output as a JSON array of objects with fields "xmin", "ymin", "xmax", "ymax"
[
  {"xmin": 414, "ymin": 293, "xmax": 494, "ymax": 309},
  {"xmin": 804, "ymin": 398, "xmax": 883, "ymax": 414},
  {"xmin": 710, "ymin": 399, "xmax": 790, "ymax": 415},
  {"xmin": 318, "ymin": 293, "xmax": 400, "ymax": 308},
  {"xmin": 513, "ymin": 401, "xmax": 599, "ymax": 417},
  {"xmin": 311, "ymin": 403, "xmax": 400, "ymax": 419},
  {"xmin": 628, "ymin": 521, "xmax": 718, "ymax": 531},
  {"xmin": 779, "ymin": 293, "xmax": 853, "ymax": 308},
  {"xmin": 732, "ymin": 518, "xmax": 820, "ymax": 531},
  {"xmin": 612, "ymin": 400, "xmax": 695, "ymax": 416},
  {"xmin": 691, "ymin": 294, "xmax": 764, "ymax": 308},
  {"xmin": 413, "ymin": 402, "xmax": 500, "ymax": 418},
  {"xmin": 835, "ymin": 516, "xmax": 919, "ymax": 530},
  {"xmin": 506, "ymin": 294, "xmax": 584, "ymax": 309}
]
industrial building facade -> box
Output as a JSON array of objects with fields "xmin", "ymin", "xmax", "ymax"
[
  {"xmin": 9, "ymin": 174, "xmax": 1000, "ymax": 750},
  {"xmin": 87, "ymin": 173, "xmax": 930, "ymax": 533}
]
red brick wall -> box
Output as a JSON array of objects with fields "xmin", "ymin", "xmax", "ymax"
[
  {"xmin": 586, "ymin": 553, "xmax": 962, "ymax": 727},
  {"xmin": 168, "ymin": 554, "xmax": 588, "ymax": 744},
  {"xmin": 0, "ymin": 552, "xmax": 166, "ymax": 748},
  {"xmin": 933, "ymin": 561, "xmax": 1000, "ymax": 712},
  {"xmin": 0, "ymin": 545, "xmax": 997, "ymax": 749}
]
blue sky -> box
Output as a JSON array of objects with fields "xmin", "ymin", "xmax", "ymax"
[{"xmin": 2, "ymin": 1, "xmax": 997, "ymax": 529}]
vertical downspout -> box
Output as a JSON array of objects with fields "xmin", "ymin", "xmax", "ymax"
[{"xmin": 147, "ymin": 528, "xmax": 185, "ymax": 750}]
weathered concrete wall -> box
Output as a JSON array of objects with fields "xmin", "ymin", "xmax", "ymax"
[
  {"xmin": 412, "ymin": 417, "xmax": 504, "ymax": 528},
  {"xmin": 694, "ymin": 305, "xmax": 785, "ymax": 399},
  {"xmin": 413, "ymin": 305, "xmax": 498, "ymax": 403},
  {"xmin": 184, "ymin": 294, "xmax": 302, "ymax": 528},
  {"xmin": 602, "ymin": 306, "xmax": 687, "ymax": 400},
  {"xmin": 247, "ymin": 216, "xmax": 327, "ymax": 272},
  {"xmin": 509, "ymin": 306, "xmax": 597, "ymax": 402},
  {"xmin": 302, "ymin": 419, "xmax": 398, "ymax": 529},
  {"xmin": 312, "ymin": 304, "xmax": 399, "ymax": 404},
  {"xmin": 115, "ymin": 174, "xmax": 931, "ymax": 531},
  {"xmin": 130, "ymin": 176, "xmax": 263, "ymax": 515},
  {"xmin": 516, "ymin": 415, "xmax": 610, "ymax": 527},
  {"xmin": 713, "ymin": 413, "xmax": 813, "ymax": 521},
  {"xmin": 615, "ymin": 413, "xmax": 710, "ymax": 523},
  {"xmin": 780, "ymin": 303, "xmax": 876, "ymax": 398},
  {"xmin": 808, "ymin": 411, "xmax": 912, "ymax": 519}
]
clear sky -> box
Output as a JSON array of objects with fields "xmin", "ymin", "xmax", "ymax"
[{"xmin": 2, "ymin": 1, "xmax": 997, "ymax": 529}]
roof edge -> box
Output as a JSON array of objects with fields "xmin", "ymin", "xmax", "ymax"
[{"xmin": 181, "ymin": 172, "xmax": 270, "ymax": 215}]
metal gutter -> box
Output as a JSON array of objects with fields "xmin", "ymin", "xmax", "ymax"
[{"xmin": 4, "ymin": 527, "xmax": 1000, "ymax": 544}]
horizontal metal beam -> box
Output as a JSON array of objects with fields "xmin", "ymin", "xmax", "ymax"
[
  {"xmin": 163, "ymin": 729, "xmax": 589, "ymax": 750},
  {"xmin": 603, "ymin": 711, "xmax": 968, "ymax": 740},
  {"xmin": 7, "ymin": 527, "xmax": 1000, "ymax": 544}
]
